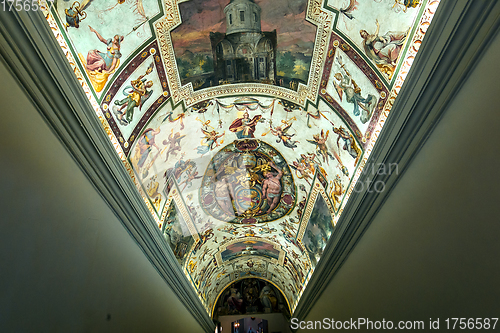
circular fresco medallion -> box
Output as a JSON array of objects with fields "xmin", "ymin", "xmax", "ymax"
[{"xmin": 200, "ymin": 139, "xmax": 296, "ymax": 224}]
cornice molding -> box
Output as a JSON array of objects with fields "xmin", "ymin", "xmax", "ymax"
[
  {"xmin": 2, "ymin": 0, "xmax": 499, "ymax": 331},
  {"xmin": 293, "ymin": 0, "xmax": 500, "ymax": 322},
  {"xmin": 0, "ymin": 9, "xmax": 215, "ymax": 333}
]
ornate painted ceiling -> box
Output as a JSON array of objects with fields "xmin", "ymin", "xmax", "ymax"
[{"xmin": 41, "ymin": 0, "xmax": 439, "ymax": 317}]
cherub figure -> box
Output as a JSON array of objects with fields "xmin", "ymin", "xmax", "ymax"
[
  {"xmin": 164, "ymin": 154, "xmax": 196, "ymax": 181},
  {"xmin": 303, "ymin": 153, "xmax": 324, "ymax": 175},
  {"xmin": 291, "ymin": 160, "xmax": 312, "ymax": 185},
  {"xmin": 179, "ymin": 168, "xmax": 202, "ymax": 192},
  {"xmin": 270, "ymin": 122, "xmax": 299, "ymax": 149},
  {"xmin": 163, "ymin": 129, "xmax": 186, "ymax": 162},
  {"xmin": 329, "ymin": 175, "xmax": 345, "ymax": 211},
  {"xmin": 196, "ymin": 128, "xmax": 225, "ymax": 156},
  {"xmin": 333, "ymin": 126, "xmax": 361, "ymax": 166},
  {"xmin": 307, "ymin": 130, "xmax": 334, "ymax": 165}
]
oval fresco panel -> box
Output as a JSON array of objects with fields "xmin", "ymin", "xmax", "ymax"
[{"xmin": 200, "ymin": 139, "xmax": 295, "ymax": 224}]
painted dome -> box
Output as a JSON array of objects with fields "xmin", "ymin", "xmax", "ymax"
[{"xmin": 224, "ymin": 0, "xmax": 262, "ymax": 34}]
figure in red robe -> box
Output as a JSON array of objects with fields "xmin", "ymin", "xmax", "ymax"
[{"xmin": 229, "ymin": 111, "xmax": 262, "ymax": 139}]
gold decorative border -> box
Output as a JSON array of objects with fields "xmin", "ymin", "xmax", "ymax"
[
  {"xmin": 166, "ymin": 187, "xmax": 200, "ymax": 242},
  {"xmin": 155, "ymin": 0, "xmax": 334, "ymax": 107},
  {"xmin": 296, "ymin": 174, "xmax": 335, "ymax": 242}
]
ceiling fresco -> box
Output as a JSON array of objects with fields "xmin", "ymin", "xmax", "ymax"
[
  {"xmin": 171, "ymin": 0, "xmax": 317, "ymax": 90},
  {"xmin": 41, "ymin": 0, "xmax": 440, "ymax": 317}
]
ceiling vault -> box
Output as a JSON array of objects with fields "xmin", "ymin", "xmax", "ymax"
[{"xmin": 1, "ymin": 0, "xmax": 499, "ymax": 331}]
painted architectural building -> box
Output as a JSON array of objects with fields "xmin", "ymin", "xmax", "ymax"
[{"xmin": 210, "ymin": 0, "xmax": 277, "ymax": 84}]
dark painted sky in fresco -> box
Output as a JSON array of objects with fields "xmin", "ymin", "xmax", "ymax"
[{"xmin": 171, "ymin": 0, "xmax": 316, "ymax": 56}]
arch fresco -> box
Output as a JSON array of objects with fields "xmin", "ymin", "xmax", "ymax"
[{"xmin": 213, "ymin": 277, "xmax": 290, "ymax": 320}]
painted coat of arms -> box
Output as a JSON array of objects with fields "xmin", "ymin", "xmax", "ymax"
[{"xmin": 200, "ymin": 139, "xmax": 295, "ymax": 223}]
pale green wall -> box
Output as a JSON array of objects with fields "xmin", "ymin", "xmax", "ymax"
[{"xmin": 0, "ymin": 60, "xmax": 204, "ymax": 332}]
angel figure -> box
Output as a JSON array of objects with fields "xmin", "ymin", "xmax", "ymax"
[
  {"xmin": 162, "ymin": 129, "xmax": 186, "ymax": 162},
  {"xmin": 165, "ymin": 155, "xmax": 195, "ymax": 181},
  {"xmin": 290, "ymin": 160, "xmax": 312, "ymax": 185},
  {"xmin": 333, "ymin": 125, "xmax": 361, "ymax": 166},
  {"xmin": 329, "ymin": 175, "xmax": 345, "ymax": 211},
  {"xmin": 179, "ymin": 168, "xmax": 202, "ymax": 192},
  {"xmin": 196, "ymin": 128, "xmax": 225, "ymax": 156},
  {"xmin": 307, "ymin": 130, "xmax": 334, "ymax": 165},
  {"xmin": 270, "ymin": 121, "xmax": 299, "ymax": 149}
]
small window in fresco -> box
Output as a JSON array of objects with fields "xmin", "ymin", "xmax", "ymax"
[{"xmin": 240, "ymin": 11, "xmax": 245, "ymax": 22}]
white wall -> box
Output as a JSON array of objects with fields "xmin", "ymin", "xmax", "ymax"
[
  {"xmin": 298, "ymin": 28, "xmax": 500, "ymax": 332},
  {"xmin": 0, "ymin": 60, "xmax": 204, "ymax": 332}
]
